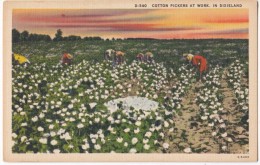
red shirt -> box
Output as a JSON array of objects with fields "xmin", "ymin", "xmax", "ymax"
[
  {"xmin": 192, "ymin": 55, "xmax": 207, "ymax": 73},
  {"xmin": 62, "ymin": 53, "xmax": 71, "ymax": 64}
]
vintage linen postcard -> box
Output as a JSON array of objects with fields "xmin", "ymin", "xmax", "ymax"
[{"xmin": 3, "ymin": 0, "xmax": 257, "ymax": 162}]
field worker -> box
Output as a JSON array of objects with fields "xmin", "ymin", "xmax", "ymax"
[
  {"xmin": 136, "ymin": 53, "xmax": 144, "ymax": 62},
  {"xmin": 183, "ymin": 53, "xmax": 208, "ymax": 81},
  {"xmin": 115, "ymin": 51, "xmax": 125, "ymax": 65},
  {"xmin": 145, "ymin": 52, "xmax": 154, "ymax": 63},
  {"xmin": 104, "ymin": 49, "xmax": 115, "ymax": 61},
  {"xmin": 12, "ymin": 53, "xmax": 30, "ymax": 65},
  {"xmin": 61, "ymin": 51, "xmax": 73, "ymax": 65}
]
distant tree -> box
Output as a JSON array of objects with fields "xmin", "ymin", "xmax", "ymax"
[
  {"xmin": 92, "ymin": 37, "xmax": 102, "ymax": 40},
  {"xmin": 53, "ymin": 29, "xmax": 63, "ymax": 41},
  {"xmin": 13, "ymin": 29, "xmax": 52, "ymax": 42},
  {"xmin": 28, "ymin": 33, "xmax": 37, "ymax": 41},
  {"xmin": 20, "ymin": 30, "xmax": 29, "ymax": 42},
  {"xmin": 12, "ymin": 29, "xmax": 20, "ymax": 43},
  {"xmin": 67, "ymin": 35, "xmax": 81, "ymax": 41},
  {"xmin": 43, "ymin": 35, "xmax": 52, "ymax": 41},
  {"xmin": 83, "ymin": 36, "xmax": 102, "ymax": 41},
  {"xmin": 83, "ymin": 37, "xmax": 89, "ymax": 41}
]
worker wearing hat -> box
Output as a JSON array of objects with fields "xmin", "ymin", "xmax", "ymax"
[
  {"xmin": 115, "ymin": 51, "xmax": 125, "ymax": 65},
  {"xmin": 12, "ymin": 53, "xmax": 30, "ymax": 65},
  {"xmin": 136, "ymin": 53, "xmax": 144, "ymax": 62},
  {"xmin": 61, "ymin": 51, "xmax": 73, "ymax": 65},
  {"xmin": 183, "ymin": 53, "xmax": 208, "ymax": 81},
  {"xmin": 145, "ymin": 52, "xmax": 154, "ymax": 63}
]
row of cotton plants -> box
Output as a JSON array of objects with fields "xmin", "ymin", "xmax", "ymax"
[
  {"xmin": 226, "ymin": 60, "xmax": 249, "ymax": 130},
  {"xmin": 163, "ymin": 65, "xmax": 196, "ymax": 112},
  {"xmin": 12, "ymin": 59, "xmax": 196, "ymax": 153},
  {"xmin": 195, "ymin": 66, "xmax": 233, "ymax": 153}
]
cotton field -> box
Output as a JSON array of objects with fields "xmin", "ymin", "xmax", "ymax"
[{"xmin": 12, "ymin": 40, "xmax": 249, "ymax": 154}]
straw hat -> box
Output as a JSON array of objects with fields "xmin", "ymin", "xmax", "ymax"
[{"xmin": 183, "ymin": 53, "xmax": 194, "ymax": 62}]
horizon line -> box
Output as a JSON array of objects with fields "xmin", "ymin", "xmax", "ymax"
[{"xmin": 12, "ymin": 28, "xmax": 248, "ymax": 40}]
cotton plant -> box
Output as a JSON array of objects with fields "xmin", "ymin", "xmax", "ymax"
[
  {"xmin": 226, "ymin": 60, "xmax": 249, "ymax": 131},
  {"xmin": 12, "ymin": 55, "xmax": 248, "ymax": 154},
  {"xmin": 193, "ymin": 66, "xmax": 236, "ymax": 153},
  {"xmin": 12, "ymin": 60, "xmax": 181, "ymax": 153}
]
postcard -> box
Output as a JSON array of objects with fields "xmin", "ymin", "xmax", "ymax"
[{"xmin": 3, "ymin": 0, "xmax": 257, "ymax": 162}]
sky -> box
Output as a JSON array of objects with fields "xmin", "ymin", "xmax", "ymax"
[{"xmin": 13, "ymin": 9, "xmax": 248, "ymax": 39}]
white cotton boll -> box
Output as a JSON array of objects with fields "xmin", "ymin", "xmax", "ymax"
[
  {"xmin": 132, "ymin": 137, "xmax": 138, "ymax": 145},
  {"xmin": 221, "ymin": 132, "xmax": 228, "ymax": 137},
  {"xmin": 145, "ymin": 132, "xmax": 152, "ymax": 138},
  {"xmin": 129, "ymin": 148, "xmax": 137, "ymax": 153},
  {"xmin": 63, "ymin": 132, "xmax": 72, "ymax": 140},
  {"xmin": 51, "ymin": 140, "xmax": 58, "ymax": 146},
  {"xmin": 135, "ymin": 121, "xmax": 141, "ymax": 126},
  {"xmin": 107, "ymin": 116, "xmax": 114, "ymax": 122},
  {"xmin": 163, "ymin": 143, "xmax": 169, "ymax": 149},
  {"xmin": 144, "ymin": 144, "xmax": 150, "ymax": 150},
  {"xmin": 50, "ymin": 131, "xmax": 56, "ymax": 137},
  {"xmin": 37, "ymin": 126, "xmax": 44, "ymax": 132},
  {"xmin": 49, "ymin": 124, "xmax": 54, "ymax": 130},
  {"xmin": 116, "ymin": 137, "xmax": 123, "ymax": 143},
  {"xmin": 153, "ymin": 94, "xmax": 158, "ymax": 99},
  {"xmin": 32, "ymin": 116, "xmax": 38, "ymax": 122},
  {"xmin": 218, "ymin": 119, "xmax": 224, "ymax": 123},
  {"xmin": 39, "ymin": 113, "xmax": 45, "ymax": 119},
  {"xmin": 69, "ymin": 118, "xmax": 75, "ymax": 122},
  {"xmin": 82, "ymin": 143, "xmax": 90, "ymax": 150},
  {"xmin": 164, "ymin": 121, "xmax": 169, "ymax": 128},
  {"xmin": 115, "ymin": 120, "xmax": 120, "ymax": 124},
  {"xmin": 53, "ymin": 149, "xmax": 60, "ymax": 153},
  {"xmin": 68, "ymin": 104, "xmax": 73, "ymax": 109},
  {"xmin": 201, "ymin": 116, "xmax": 208, "ymax": 120},
  {"xmin": 21, "ymin": 136, "xmax": 27, "ymax": 142},
  {"xmin": 20, "ymin": 111, "xmax": 26, "ymax": 116},
  {"xmin": 94, "ymin": 144, "xmax": 101, "ymax": 150},
  {"xmin": 227, "ymin": 137, "xmax": 233, "ymax": 142},
  {"xmin": 77, "ymin": 123, "xmax": 84, "ymax": 129},
  {"xmin": 124, "ymin": 128, "xmax": 130, "ymax": 133},
  {"xmin": 143, "ymin": 139, "xmax": 149, "ymax": 144},
  {"xmin": 39, "ymin": 138, "xmax": 47, "ymax": 144},
  {"xmin": 134, "ymin": 128, "xmax": 140, "ymax": 134},
  {"xmin": 94, "ymin": 118, "xmax": 100, "ymax": 123},
  {"xmin": 184, "ymin": 147, "xmax": 192, "ymax": 153},
  {"xmin": 220, "ymin": 123, "xmax": 226, "ymax": 128},
  {"xmin": 159, "ymin": 132, "xmax": 164, "ymax": 138},
  {"xmin": 12, "ymin": 133, "xmax": 18, "ymax": 139},
  {"xmin": 89, "ymin": 103, "xmax": 97, "ymax": 109},
  {"xmin": 91, "ymin": 138, "xmax": 96, "ymax": 144},
  {"xmin": 208, "ymin": 123, "xmax": 214, "ymax": 127},
  {"xmin": 99, "ymin": 133, "xmax": 105, "ymax": 139},
  {"xmin": 221, "ymin": 146, "xmax": 227, "ymax": 151},
  {"xmin": 123, "ymin": 142, "xmax": 128, "ymax": 147},
  {"xmin": 168, "ymin": 127, "xmax": 174, "ymax": 132}
]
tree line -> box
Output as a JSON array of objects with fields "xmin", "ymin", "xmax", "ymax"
[{"xmin": 12, "ymin": 29, "xmax": 104, "ymax": 43}]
